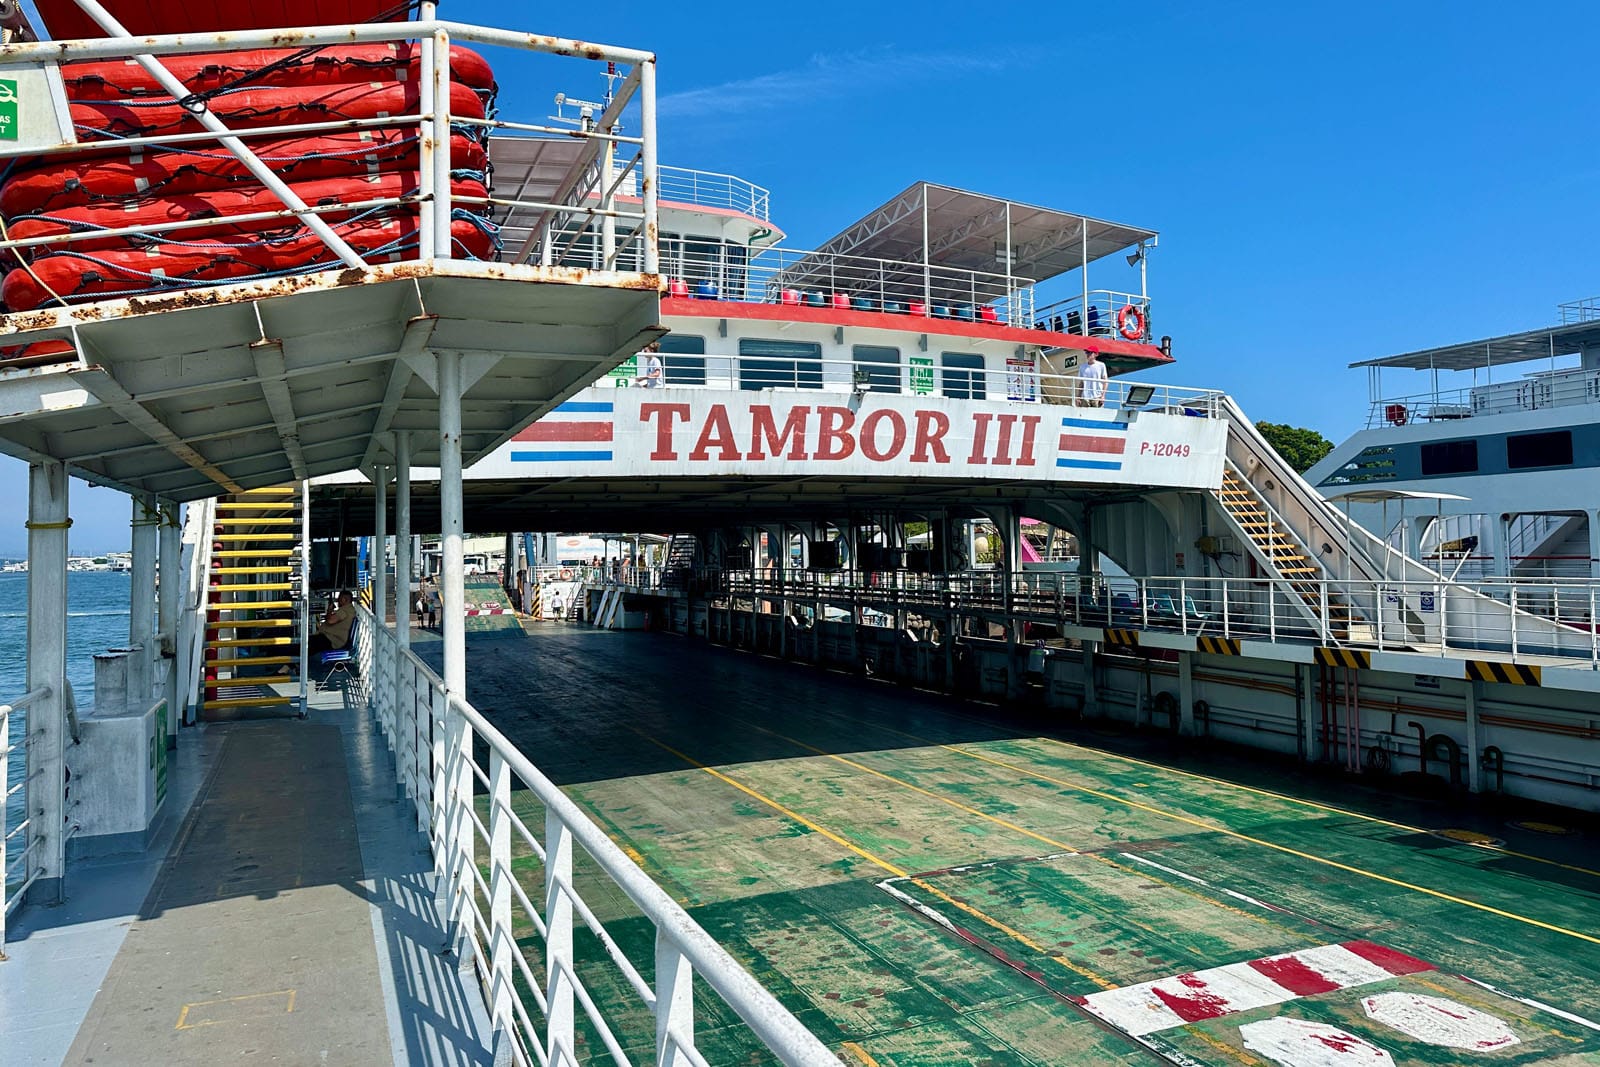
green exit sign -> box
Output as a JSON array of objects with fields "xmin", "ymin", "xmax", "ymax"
[{"xmin": 0, "ymin": 79, "xmax": 16, "ymax": 141}]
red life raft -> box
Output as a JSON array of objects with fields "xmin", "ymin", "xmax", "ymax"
[
  {"xmin": 6, "ymin": 172, "xmax": 490, "ymax": 256},
  {"xmin": 70, "ymin": 80, "xmax": 486, "ymax": 142},
  {"xmin": 2, "ymin": 215, "xmax": 498, "ymax": 311},
  {"xmin": 61, "ymin": 43, "xmax": 497, "ymax": 99},
  {"xmin": 1, "ymin": 131, "xmax": 488, "ymax": 216}
]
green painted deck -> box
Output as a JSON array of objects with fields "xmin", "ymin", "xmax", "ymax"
[{"xmin": 441, "ymin": 624, "xmax": 1600, "ymax": 1065}]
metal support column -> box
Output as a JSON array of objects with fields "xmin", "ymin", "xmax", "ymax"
[
  {"xmin": 157, "ymin": 499, "xmax": 180, "ymax": 748},
  {"xmin": 394, "ymin": 432, "xmax": 415, "ymax": 808},
  {"xmin": 437, "ymin": 350, "xmax": 473, "ymax": 941},
  {"xmin": 373, "ymin": 465, "xmax": 388, "ymax": 635},
  {"xmin": 129, "ymin": 492, "xmax": 158, "ymax": 710},
  {"xmin": 1177, "ymin": 651, "xmax": 1195, "ymax": 737},
  {"xmin": 639, "ymin": 58, "xmax": 659, "ymax": 275},
  {"xmin": 26, "ymin": 461, "xmax": 69, "ymax": 904},
  {"xmin": 1464, "ymin": 678, "xmax": 1482, "ymax": 794}
]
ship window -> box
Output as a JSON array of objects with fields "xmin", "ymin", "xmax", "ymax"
[
  {"xmin": 738, "ymin": 338, "xmax": 823, "ymax": 390},
  {"xmin": 658, "ymin": 334, "xmax": 706, "ymax": 385},
  {"xmin": 1320, "ymin": 445, "xmax": 1397, "ymax": 486},
  {"xmin": 941, "ymin": 352, "xmax": 987, "ymax": 400},
  {"xmin": 1506, "ymin": 430, "xmax": 1573, "ymax": 469},
  {"xmin": 1419, "ymin": 439, "xmax": 1478, "ymax": 476},
  {"xmin": 853, "ymin": 345, "xmax": 900, "ymax": 392}
]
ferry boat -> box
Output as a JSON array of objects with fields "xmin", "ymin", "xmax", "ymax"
[
  {"xmin": 1308, "ymin": 299, "xmax": 1600, "ymax": 584},
  {"xmin": 2, "ymin": 6, "xmax": 1599, "ymax": 1067}
]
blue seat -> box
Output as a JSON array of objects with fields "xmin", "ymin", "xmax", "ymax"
[
  {"xmin": 693, "ymin": 281, "xmax": 720, "ymax": 299},
  {"xmin": 313, "ymin": 617, "xmax": 360, "ymax": 695},
  {"xmin": 1086, "ymin": 305, "xmax": 1103, "ymax": 335},
  {"xmin": 850, "ymin": 296, "xmax": 874, "ymax": 311},
  {"xmin": 883, "ymin": 300, "xmax": 907, "ymax": 314},
  {"xmin": 804, "ymin": 291, "xmax": 826, "ymax": 307}
]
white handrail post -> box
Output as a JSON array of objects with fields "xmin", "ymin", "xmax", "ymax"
[
  {"xmin": 431, "ymin": 29, "xmax": 453, "ymax": 258},
  {"xmin": 487, "ymin": 749, "xmax": 515, "ymax": 1050},
  {"xmin": 1319, "ymin": 583, "xmax": 1330, "ymax": 643},
  {"xmin": 1269, "ymin": 580, "xmax": 1277, "ymax": 642},
  {"xmin": 1222, "ymin": 581, "xmax": 1231, "ymax": 636},
  {"xmin": 546, "ymin": 811, "xmax": 576, "ymax": 1067},
  {"xmin": 1510, "ymin": 585, "xmax": 1519, "ymax": 656},
  {"xmin": 416, "ymin": 7, "xmax": 437, "ymax": 259},
  {"xmin": 1179, "ymin": 576, "xmax": 1188, "ymax": 635},
  {"xmin": 640, "ymin": 57, "xmax": 659, "ymax": 275},
  {"xmin": 656, "ymin": 929, "xmax": 695, "ymax": 1067}
]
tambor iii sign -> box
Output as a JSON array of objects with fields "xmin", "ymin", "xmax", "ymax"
[{"xmin": 483, "ymin": 387, "xmax": 1227, "ymax": 490}]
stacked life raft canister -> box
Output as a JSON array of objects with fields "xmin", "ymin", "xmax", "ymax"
[{"xmin": 0, "ymin": 41, "xmax": 502, "ymax": 313}]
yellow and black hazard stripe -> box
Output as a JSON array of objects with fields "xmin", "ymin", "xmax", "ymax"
[
  {"xmin": 1198, "ymin": 636, "xmax": 1241, "ymax": 656},
  {"xmin": 1466, "ymin": 660, "xmax": 1541, "ymax": 686},
  {"xmin": 1104, "ymin": 628, "xmax": 1140, "ymax": 648},
  {"xmin": 1314, "ymin": 647, "xmax": 1371, "ymax": 670}
]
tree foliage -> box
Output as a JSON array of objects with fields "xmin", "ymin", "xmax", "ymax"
[{"xmin": 1257, "ymin": 422, "xmax": 1334, "ymax": 474}]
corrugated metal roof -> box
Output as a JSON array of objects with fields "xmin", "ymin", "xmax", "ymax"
[{"xmin": 1352, "ymin": 321, "xmax": 1600, "ymax": 371}]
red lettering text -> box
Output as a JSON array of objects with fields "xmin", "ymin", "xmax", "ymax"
[
  {"xmin": 748, "ymin": 404, "xmax": 811, "ymax": 460},
  {"xmin": 688, "ymin": 404, "xmax": 743, "ymax": 461},
  {"xmin": 911, "ymin": 410, "xmax": 950, "ymax": 463},
  {"xmin": 1017, "ymin": 415, "xmax": 1041, "ymax": 466},
  {"xmin": 815, "ymin": 406, "xmax": 856, "ymax": 461},
  {"xmin": 859, "ymin": 409, "xmax": 907, "ymax": 462},
  {"xmin": 991, "ymin": 413, "xmax": 1017, "ymax": 466},
  {"xmin": 640, "ymin": 402, "xmax": 691, "ymax": 460},
  {"xmin": 968, "ymin": 412, "xmax": 993, "ymax": 465}
]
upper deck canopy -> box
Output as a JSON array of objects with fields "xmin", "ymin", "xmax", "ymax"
[
  {"xmin": 1353, "ymin": 320, "xmax": 1600, "ymax": 371},
  {"xmin": 31, "ymin": 2, "xmax": 405, "ymax": 41},
  {"xmin": 810, "ymin": 183, "xmax": 1157, "ymax": 285}
]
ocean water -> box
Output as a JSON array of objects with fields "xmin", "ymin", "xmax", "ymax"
[{"xmin": 2, "ymin": 570, "xmax": 140, "ymax": 840}]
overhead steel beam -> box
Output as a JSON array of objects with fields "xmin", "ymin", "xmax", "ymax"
[
  {"xmin": 71, "ymin": 363, "xmax": 244, "ymax": 494},
  {"xmin": 70, "ymin": 402, "xmax": 387, "ymax": 464},
  {"xmin": 249, "ymin": 339, "xmax": 307, "ymax": 481}
]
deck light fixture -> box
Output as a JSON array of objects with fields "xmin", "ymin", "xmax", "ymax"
[{"xmin": 1123, "ymin": 384, "xmax": 1156, "ymax": 408}]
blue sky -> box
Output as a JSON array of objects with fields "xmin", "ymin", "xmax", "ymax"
[{"xmin": 4, "ymin": 0, "xmax": 1598, "ymax": 555}]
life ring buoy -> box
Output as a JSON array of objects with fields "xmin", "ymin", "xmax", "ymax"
[
  {"xmin": 1117, "ymin": 305, "xmax": 1146, "ymax": 340},
  {"xmin": 559, "ymin": 568, "xmax": 572, "ymax": 581}
]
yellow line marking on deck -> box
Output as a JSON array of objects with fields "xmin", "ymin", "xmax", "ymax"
[
  {"xmin": 633, "ymin": 728, "xmax": 1116, "ymax": 989},
  {"xmin": 743, "ymin": 721, "xmax": 1313, "ymax": 942},
  {"xmin": 822, "ymin": 701, "xmax": 1600, "ymax": 885},
  {"xmin": 1023, "ymin": 737, "xmax": 1600, "ymax": 883},
  {"xmin": 1187, "ymin": 1027, "xmax": 1264, "ymax": 1065},
  {"xmin": 175, "ymin": 989, "xmax": 296, "ymax": 1030},
  {"xmin": 841, "ymin": 1041, "xmax": 882, "ymax": 1066},
  {"xmin": 943, "ymin": 745, "xmax": 1600, "ymax": 947}
]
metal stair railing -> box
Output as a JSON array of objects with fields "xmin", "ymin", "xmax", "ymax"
[
  {"xmin": 1217, "ymin": 459, "xmax": 1360, "ymax": 643},
  {"xmin": 355, "ymin": 605, "xmax": 834, "ymax": 1066}
]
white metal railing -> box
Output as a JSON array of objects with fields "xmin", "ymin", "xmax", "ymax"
[
  {"xmin": 1363, "ymin": 366, "xmax": 1600, "ymax": 427},
  {"xmin": 651, "ymin": 243, "xmax": 1039, "ymax": 328},
  {"xmin": 712, "ymin": 569, "xmax": 1600, "ymax": 665},
  {"xmin": 3, "ymin": 687, "xmax": 50, "ymax": 946},
  {"xmin": 1031, "ymin": 290, "xmax": 1151, "ymax": 341},
  {"xmin": 0, "ymin": 16, "xmax": 659, "ymax": 312},
  {"xmin": 657, "ymin": 167, "xmax": 771, "ymax": 222},
  {"xmin": 605, "ymin": 353, "xmax": 1227, "ymax": 414},
  {"xmin": 1558, "ymin": 296, "xmax": 1600, "ymax": 324},
  {"xmin": 355, "ymin": 606, "xmax": 833, "ymax": 1066}
]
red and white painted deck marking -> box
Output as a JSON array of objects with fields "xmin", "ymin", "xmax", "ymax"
[
  {"xmin": 463, "ymin": 607, "xmax": 509, "ymax": 616},
  {"xmin": 1239, "ymin": 1017, "xmax": 1395, "ymax": 1066},
  {"xmin": 1362, "ymin": 991, "xmax": 1520, "ymax": 1051},
  {"xmin": 1074, "ymin": 940, "xmax": 1433, "ymax": 1036}
]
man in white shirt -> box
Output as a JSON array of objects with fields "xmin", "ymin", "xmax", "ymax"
[
  {"xmin": 637, "ymin": 343, "xmax": 663, "ymax": 388},
  {"xmin": 1078, "ymin": 349, "xmax": 1108, "ymax": 407}
]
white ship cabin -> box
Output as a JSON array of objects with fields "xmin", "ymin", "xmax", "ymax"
[
  {"xmin": 490, "ymin": 136, "xmax": 1171, "ymax": 401},
  {"xmin": 1306, "ymin": 297, "xmax": 1600, "ymax": 581}
]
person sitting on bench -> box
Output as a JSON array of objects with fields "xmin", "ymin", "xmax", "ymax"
[{"xmin": 310, "ymin": 591, "xmax": 356, "ymax": 657}]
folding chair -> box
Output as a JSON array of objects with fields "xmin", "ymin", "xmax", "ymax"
[{"xmin": 313, "ymin": 617, "xmax": 361, "ymax": 699}]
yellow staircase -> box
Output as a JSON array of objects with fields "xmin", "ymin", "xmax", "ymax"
[
  {"xmin": 1217, "ymin": 468, "xmax": 1353, "ymax": 639},
  {"xmin": 202, "ymin": 485, "xmax": 305, "ymax": 718}
]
